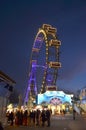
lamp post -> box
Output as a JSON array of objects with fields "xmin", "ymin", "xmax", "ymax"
[{"xmin": 18, "ymin": 94, "xmax": 22, "ymax": 110}]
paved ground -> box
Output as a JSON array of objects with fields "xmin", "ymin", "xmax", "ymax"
[{"xmin": 4, "ymin": 114, "xmax": 86, "ymax": 130}]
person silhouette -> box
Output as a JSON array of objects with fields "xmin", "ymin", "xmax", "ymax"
[
  {"xmin": 0, "ymin": 122, "xmax": 4, "ymax": 130},
  {"xmin": 73, "ymin": 109, "xmax": 76, "ymax": 120}
]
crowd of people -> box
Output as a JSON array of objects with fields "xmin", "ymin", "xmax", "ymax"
[{"xmin": 6, "ymin": 108, "xmax": 52, "ymax": 127}]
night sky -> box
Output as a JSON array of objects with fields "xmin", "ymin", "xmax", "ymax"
[{"xmin": 0, "ymin": 0, "xmax": 86, "ymax": 96}]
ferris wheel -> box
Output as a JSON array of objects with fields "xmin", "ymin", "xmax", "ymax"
[{"xmin": 24, "ymin": 24, "xmax": 61, "ymax": 105}]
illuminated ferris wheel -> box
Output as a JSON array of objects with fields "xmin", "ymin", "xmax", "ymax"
[{"xmin": 24, "ymin": 24, "xmax": 61, "ymax": 105}]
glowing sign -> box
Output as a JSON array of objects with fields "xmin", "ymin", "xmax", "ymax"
[{"xmin": 37, "ymin": 91, "xmax": 73, "ymax": 105}]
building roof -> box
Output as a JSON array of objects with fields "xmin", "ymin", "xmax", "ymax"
[{"xmin": 0, "ymin": 70, "xmax": 16, "ymax": 85}]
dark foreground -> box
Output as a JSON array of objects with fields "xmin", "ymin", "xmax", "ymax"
[{"xmin": 4, "ymin": 114, "xmax": 86, "ymax": 130}]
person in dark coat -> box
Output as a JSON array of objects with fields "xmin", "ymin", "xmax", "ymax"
[
  {"xmin": 0, "ymin": 122, "xmax": 4, "ymax": 130},
  {"xmin": 41, "ymin": 109, "xmax": 46, "ymax": 127},
  {"xmin": 23, "ymin": 110, "xmax": 28, "ymax": 126},
  {"xmin": 9, "ymin": 111, "xmax": 14, "ymax": 125},
  {"xmin": 36, "ymin": 109, "xmax": 40, "ymax": 126},
  {"xmin": 73, "ymin": 109, "xmax": 76, "ymax": 120},
  {"xmin": 46, "ymin": 109, "xmax": 51, "ymax": 127}
]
